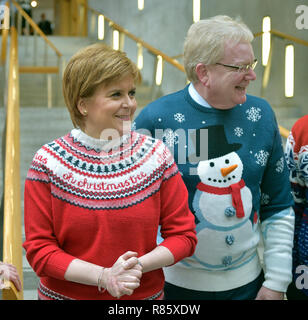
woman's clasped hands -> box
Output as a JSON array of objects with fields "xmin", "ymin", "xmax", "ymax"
[{"xmin": 100, "ymin": 251, "xmax": 143, "ymax": 299}]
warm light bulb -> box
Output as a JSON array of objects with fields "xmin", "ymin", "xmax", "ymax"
[{"xmin": 31, "ymin": 1, "xmax": 38, "ymax": 8}]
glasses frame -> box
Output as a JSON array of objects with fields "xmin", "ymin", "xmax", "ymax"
[{"xmin": 215, "ymin": 58, "xmax": 258, "ymax": 73}]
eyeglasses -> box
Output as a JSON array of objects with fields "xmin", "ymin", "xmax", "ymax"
[{"xmin": 215, "ymin": 59, "xmax": 258, "ymax": 73}]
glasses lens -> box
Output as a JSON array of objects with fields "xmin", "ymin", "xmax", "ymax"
[
  {"xmin": 239, "ymin": 60, "xmax": 258, "ymax": 73},
  {"xmin": 252, "ymin": 59, "xmax": 258, "ymax": 70}
]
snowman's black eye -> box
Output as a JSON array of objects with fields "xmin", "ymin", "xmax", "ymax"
[
  {"xmin": 210, "ymin": 162, "xmax": 215, "ymax": 167},
  {"xmin": 225, "ymin": 159, "xmax": 230, "ymax": 164}
]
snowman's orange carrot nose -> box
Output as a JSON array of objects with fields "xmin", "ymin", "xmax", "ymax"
[{"xmin": 221, "ymin": 164, "xmax": 238, "ymax": 177}]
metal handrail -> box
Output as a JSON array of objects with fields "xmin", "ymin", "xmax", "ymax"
[
  {"xmin": 2, "ymin": 26, "xmax": 23, "ymax": 300},
  {"xmin": 0, "ymin": 1, "xmax": 9, "ymax": 65},
  {"xmin": 169, "ymin": 29, "xmax": 308, "ymax": 61},
  {"xmin": 0, "ymin": 28, "xmax": 9, "ymax": 65},
  {"xmin": 86, "ymin": 7, "xmax": 292, "ymax": 138},
  {"xmin": 19, "ymin": 66, "xmax": 59, "ymax": 74},
  {"xmin": 11, "ymin": 0, "xmax": 62, "ymax": 58},
  {"xmin": 160, "ymin": 29, "xmax": 308, "ymax": 139},
  {"xmin": 9, "ymin": 0, "xmax": 63, "ymax": 108},
  {"xmin": 255, "ymin": 29, "xmax": 308, "ymax": 47},
  {"xmin": 87, "ymin": 5, "xmax": 184, "ymax": 73},
  {"xmin": 254, "ymin": 29, "xmax": 308, "ymax": 138}
]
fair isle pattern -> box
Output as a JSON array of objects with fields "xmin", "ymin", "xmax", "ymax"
[
  {"xmin": 27, "ymin": 130, "xmax": 178, "ymax": 210},
  {"xmin": 286, "ymin": 131, "xmax": 308, "ymax": 186},
  {"xmin": 38, "ymin": 282, "xmax": 74, "ymax": 300},
  {"xmin": 38, "ymin": 281, "xmax": 164, "ymax": 300}
]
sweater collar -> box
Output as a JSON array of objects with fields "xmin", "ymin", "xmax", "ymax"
[
  {"xmin": 188, "ymin": 83, "xmax": 212, "ymax": 109},
  {"xmin": 70, "ymin": 128, "xmax": 130, "ymax": 153}
]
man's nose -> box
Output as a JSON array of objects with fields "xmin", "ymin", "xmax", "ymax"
[{"xmin": 245, "ymin": 68, "xmax": 257, "ymax": 81}]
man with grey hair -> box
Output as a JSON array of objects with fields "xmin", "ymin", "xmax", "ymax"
[{"xmin": 135, "ymin": 15, "xmax": 295, "ymax": 300}]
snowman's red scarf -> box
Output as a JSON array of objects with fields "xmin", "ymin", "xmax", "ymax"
[{"xmin": 196, "ymin": 179, "xmax": 245, "ymax": 218}]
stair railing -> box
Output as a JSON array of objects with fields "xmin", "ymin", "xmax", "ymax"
[
  {"xmin": 86, "ymin": 5, "xmax": 184, "ymax": 73},
  {"xmin": 84, "ymin": 4, "xmax": 185, "ymax": 100},
  {"xmin": 10, "ymin": 0, "xmax": 63, "ymax": 108},
  {"xmin": 0, "ymin": 2, "xmax": 10, "ymax": 66},
  {"xmin": 169, "ymin": 27, "xmax": 308, "ymax": 139},
  {"xmin": 0, "ymin": 2, "xmax": 10, "ymax": 111},
  {"xmin": 2, "ymin": 26, "xmax": 23, "ymax": 300},
  {"xmin": 254, "ymin": 29, "xmax": 308, "ymax": 92},
  {"xmin": 84, "ymin": 5, "xmax": 291, "ymax": 138},
  {"xmin": 253, "ymin": 29, "xmax": 308, "ymax": 138}
]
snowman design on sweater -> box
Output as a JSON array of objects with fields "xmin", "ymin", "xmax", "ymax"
[{"xmin": 191, "ymin": 125, "xmax": 259, "ymax": 270}]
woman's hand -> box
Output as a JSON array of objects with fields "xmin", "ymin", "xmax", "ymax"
[
  {"xmin": 102, "ymin": 251, "xmax": 143, "ymax": 298},
  {"xmin": 0, "ymin": 262, "xmax": 22, "ymax": 291}
]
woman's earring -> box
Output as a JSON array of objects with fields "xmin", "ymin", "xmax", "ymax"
[{"xmin": 83, "ymin": 110, "xmax": 88, "ymax": 116}]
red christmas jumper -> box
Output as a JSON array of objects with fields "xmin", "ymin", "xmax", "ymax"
[{"xmin": 23, "ymin": 129, "xmax": 197, "ymax": 300}]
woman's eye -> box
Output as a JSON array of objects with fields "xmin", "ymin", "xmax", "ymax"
[
  {"xmin": 111, "ymin": 92, "xmax": 121, "ymax": 97},
  {"xmin": 129, "ymin": 90, "xmax": 136, "ymax": 97}
]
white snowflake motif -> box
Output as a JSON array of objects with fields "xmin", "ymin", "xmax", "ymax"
[
  {"xmin": 261, "ymin": 193, "xmax": 270, "ymax": 205},
  {"xmin": 254, "ymin": 150, "xmax": 269, "ymax": 166},
  {"xmin": 234, "ymin": 127, "xmax": 244, "ymax": 137},
  {"xmin": 174, "ymin": 113, "xmax": 185, "ymax": 123},
  {"xmin": 162, "ymin": 129, "xmax": 179, "ymax": 147},
  {"xmin": 275, "ymin": 157, "xmax": 284, "ymax": 173},
  {"xmin": 246, "ymin": 107, "xmax": 262, "ymax": 122}
]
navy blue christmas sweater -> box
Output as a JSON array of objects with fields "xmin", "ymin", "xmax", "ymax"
[{"xmin": 134, "ymin": 84, "xmax": 294, "ymax": 292}]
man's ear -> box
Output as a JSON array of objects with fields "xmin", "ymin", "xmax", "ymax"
[{"xmin": 195, "ymin": 63, "xmax": 210, "ymax": 86}]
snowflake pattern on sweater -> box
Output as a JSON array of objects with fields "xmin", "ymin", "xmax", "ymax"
[
  {"xmin": 135, "ymin": 85, "xmax": 294, "ymax": 292},
  {"xmin": 27, "ymin": 130, "xmax": 177, "ymax": 209}
]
